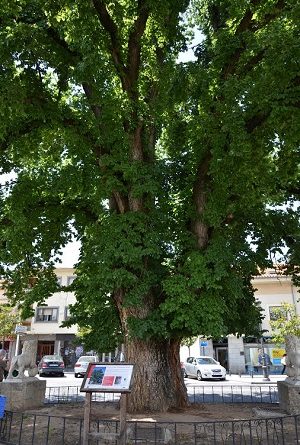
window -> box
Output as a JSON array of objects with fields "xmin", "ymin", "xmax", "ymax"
[
  {"xmin": 197, "ymin": 357, "xmax": 216, "ymax": 365},
  {"xmin": 269, "ymin": 305, "xmax": 287, "ymax": 321},
  {"xmin": 65, "ymin": 306, "xmax": 71, "ymax": 321},
  {"xmin": 67, "ymin": 276, "xmax": 75, "ymax": 285},
  {"xmin": 36, "ymin": 307, "xmax": 59, "ymax": 322}
]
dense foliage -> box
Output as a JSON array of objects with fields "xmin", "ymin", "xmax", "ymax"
[
  {"xmin": 270, "ymin": 303, "xmax": 300, "ymax": 344},
  {"xmin": 0, "ymin": 305, "xmax": 19, "ymax": 340},
  {"xmin": 0, "ymin": 0, "xmax": 299, "ymax": 410}
]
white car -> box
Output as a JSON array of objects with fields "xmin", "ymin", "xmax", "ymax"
[
  {"xmin": 74, "ymin": 355, "xmax": 98, "ymax": 378},
  {"xmin": 184, "ymin": 356, "xmax": 226, "ymax": 381}
]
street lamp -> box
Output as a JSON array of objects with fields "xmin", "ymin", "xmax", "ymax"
[{"xmin": 260, "ymin": 337, "xmax": 270, "ymax": 382}]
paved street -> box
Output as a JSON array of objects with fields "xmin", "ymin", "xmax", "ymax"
[
  {"xmin": 38, "ymin": 371, "xmax": 287, "ymax": 388},
  {"xmin": 37, "ymin": 372, "xmax": 285, "ymax": 405},
  {"xmin": 38, "ymin": 372, "xmax": 82, "ymax": 387}
]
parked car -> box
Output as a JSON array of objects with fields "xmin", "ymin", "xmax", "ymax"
[
  {"xmin": 183, "ymin": 356, "xmax": 226, "ymax": 381},
  {"xmin": 38, "ymin": 355, "xmax": 65, "ymax": 377},
  {"xmin": 74, "ymin": 355, "xmax": 98, "ymax": 378}
]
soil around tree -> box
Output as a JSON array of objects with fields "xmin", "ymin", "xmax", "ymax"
[{"xmin": 25, "ymin": 401, "xmax": 285, "ymax": 422}]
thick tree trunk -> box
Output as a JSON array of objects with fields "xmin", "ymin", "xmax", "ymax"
[{"xmin": 125, "ymin": 337, "xmax": 188, "ymax": 413}]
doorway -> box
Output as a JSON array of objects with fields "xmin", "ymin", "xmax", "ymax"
[
  {"xmin": 37, "ymin": 341, "xmax": 55, "ymax": 361},
  {"xmin": 216, "ymin": 347, "xmax": 228, "ymax": 370}
]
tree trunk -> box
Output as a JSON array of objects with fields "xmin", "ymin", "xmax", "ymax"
[{"xmin": 125, "ymin": 337, "xmax": 188, "ymax": 413}]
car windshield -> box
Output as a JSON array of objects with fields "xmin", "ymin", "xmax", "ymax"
[
  {"xmin": 77, "ymin": 356, "xmax": 96, "ymax": 363},
  {"xmin": 43, "ymin": 355, "xmax": 62, "ymax": 361},
  {"xmin": 197, "ymin": 358, "xmax": 217, "ymax": 365}
]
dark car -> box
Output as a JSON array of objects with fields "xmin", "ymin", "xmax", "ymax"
[{"xmin": 38, "ymin": 354, "xmax": 65, "ymax": 377}]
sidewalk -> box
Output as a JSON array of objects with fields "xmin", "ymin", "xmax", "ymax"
[{"xmin": 225, "ymin": 373, "xmax": 286, "ymax": 385}]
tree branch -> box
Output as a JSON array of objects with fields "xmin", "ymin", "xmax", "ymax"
[
  {"xmin": 191, "ymin": 152, "xmax": 212, "ymax": 249},
  {"xmin": 244, "ymin": 72, "xmax": 300, "ymax": 133},
  {"xmin": 127, "ymin": 1, "xmax": 150, "ymax": 91},
  {"xmin": 245, "ymin": 110, "xmax": 271, "ymax": 133},
  {"xmin": 82, "ymin": 82, "xmax": 102, "ymax": 119},
  {"xmin": 222, "ymin": 0, "xmax": 286, "ymax": 80},
  {"xmin": 44, "ymin": 26, "xmax": 80, "ymax": 61},
  {"xmin": 25, "ymin": 198, "xmax": 99, "ymax": 223},
  {"xmin": 92, "ymin": 0, "xmax": 129, "ymax": 90},
  {"xmin": 92, "ymin": 0, "xmax": 149, "ymax": 96},
  {"xmin": 237, "ymin": 49, "xmax": 265, "ymax": 76}
]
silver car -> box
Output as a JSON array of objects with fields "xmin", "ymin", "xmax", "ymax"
[
  {"xmin": 184, "ymin": 356, "xmax": 226, "ymax": 381},
  {"xmin": 74, "ymin": 355, "xmax": 97, "ymax": 378}
]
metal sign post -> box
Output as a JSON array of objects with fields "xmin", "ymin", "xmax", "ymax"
[
  {"xmin": 260, "ymin": 338, "xmax": 270, "ymax": 382},
  {"xmin": 14, "ymin": 325, "xmax": 27, "ymax": 356}
]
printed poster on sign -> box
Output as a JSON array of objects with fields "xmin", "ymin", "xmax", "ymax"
[{"xmin": 80, "ymin": 363, "xmax": 134, "ymax": 393}]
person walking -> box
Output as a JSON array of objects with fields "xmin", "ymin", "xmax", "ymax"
[
  {"xmin": 281, "ymin": 353, "xmax": 287, "ymax": 375},
  {"xmin": 0, "ymin": 349, "xmax": 8, "ymax": 382}
]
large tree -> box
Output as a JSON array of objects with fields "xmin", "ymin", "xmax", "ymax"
[{"xmin": 0, "ymin": 0, "xmax": 299, "ymax": 412}]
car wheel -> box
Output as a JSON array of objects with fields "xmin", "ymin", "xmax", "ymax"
[
  {"xmin": 184, "ymin": 370, "xmax": 188, "ymax": 378},
  {"xmin": 60, "ymin": 373, "xmax": 64, "ymax": 377},
  {"xmin": 197, "ymin": 371, "xmax": 202, "ymax": 381},
  {"xmin": 220, "ymin": 377, "xmax": 226, "ymax": 381},
  {"xmin": 39, "ymin": 372, "xmax": 44, "ymax": 377},
  {"xmin": 75, "ymin": 373, "xmax": 79, "ymax": 378}
]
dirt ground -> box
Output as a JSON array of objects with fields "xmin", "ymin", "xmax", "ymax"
[{"xmin": 26, "ymin": 401, "xmax": 284, "ymax": 422}]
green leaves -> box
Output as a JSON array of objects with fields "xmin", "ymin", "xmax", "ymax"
[
  {"xmin": 0, "ymin": 305, "xmax": 19, "ymax": 339},
  {"xmin": 270, "ymin": 303, "xmax": 300, "ymax": 344}
]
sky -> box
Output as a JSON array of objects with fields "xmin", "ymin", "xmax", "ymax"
[
  {"xmin": 59, "ymin": 240, "xmax": 80, "ymax": 268},
  {"xmin": 177, "ymin": 29, "xmax": 202, "ymax": 63}
]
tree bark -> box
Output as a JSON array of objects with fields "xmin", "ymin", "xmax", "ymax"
[{"xmin": 125, "ymin": 337, "xmax": 188, "ymax": 413}]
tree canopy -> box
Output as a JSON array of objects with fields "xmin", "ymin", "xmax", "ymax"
[{"xmin": 0, "ymin": 0, "xmax": 299, "ymax": 411}]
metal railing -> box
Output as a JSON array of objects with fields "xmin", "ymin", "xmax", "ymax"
[
  {"xmin": 45, "ymin": 385, "xmax": 279, "ymax": 405},
  {"xmin": 46, "ymin": 386, "xmax": 119, "ymax": 404},
  {"xmin": 187, "ymin": 385, "xmax": 279, "ymax": 404},
  {"xmin": 1, "ymin": 410, "xmax": 300, "ymax": 444}
]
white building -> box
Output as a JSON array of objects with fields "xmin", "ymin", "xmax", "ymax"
[{"xmin": 27, "ymin": 269, "xmax": 77, "ymax": 367}]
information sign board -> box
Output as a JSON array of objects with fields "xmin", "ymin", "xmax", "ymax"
[
  {"xmin": 80, "ymin": 363, "xmax": 134, "ymax": 393},
  {"xmin": 15, "ymin": 325, "xmax": 27, "ymax": 334}
]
